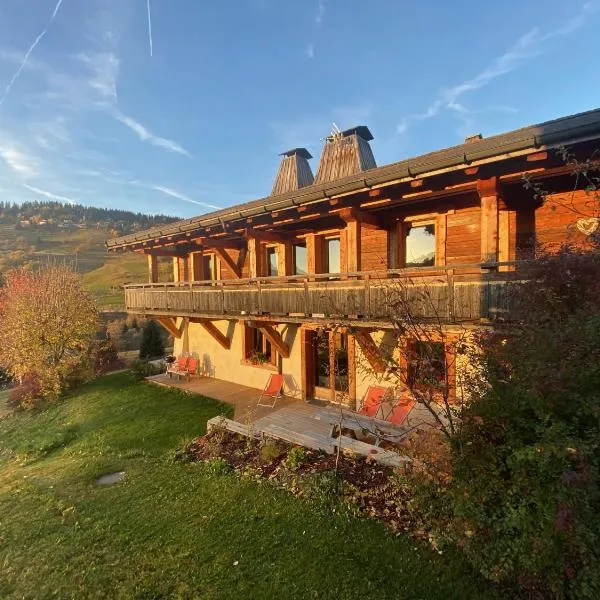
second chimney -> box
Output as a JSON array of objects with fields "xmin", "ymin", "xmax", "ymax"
[
  {"xmin": 314, "ymin": 126, "xmax": 376, "ymax": 185},
  {"xmin": 271, "ymin": 148, "xmax": 314, "ymax": 195}
]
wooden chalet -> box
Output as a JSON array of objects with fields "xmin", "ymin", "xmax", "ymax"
[{"xmin": 108, "ymin": 109, "xmax": 600, "ymax": 407}]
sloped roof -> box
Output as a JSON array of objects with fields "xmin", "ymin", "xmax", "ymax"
[{"xmin": 108, "ymin": 107, "xmax": 600, "ymax": 249}]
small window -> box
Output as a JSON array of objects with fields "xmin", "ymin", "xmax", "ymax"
[
  {"xmin": 293, "ymin": 244, "xmax": 307, "ymax": 275},
  {"xmin": 324, "ymin": 238, "xmax": 340, "ymax": 274},
  {"xmin": 266, "ymin": 247, "xmax": 278, "ymax": 277},
  {"xmin": 409, "ymin": 341, "xmax": 446, "ymax": 388},
  {"xmin": 405, "ymin": 224, "xmax": 435, "ymax": 267},
  {"xmin": 243, "ymin": 325, "xmax": 278, "ymax": 366}
]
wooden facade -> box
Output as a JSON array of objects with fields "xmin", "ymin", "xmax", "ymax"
[{"xmin": 109, "ymin": 109, "xmax": 600, "ymax": 405}]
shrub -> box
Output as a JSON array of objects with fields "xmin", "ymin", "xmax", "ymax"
[
  {"xmin": 199, "ymin": 457, "xmax": 232, "ymax": 476},
  {"xmin": 8, "ymin": 375, "xmax": 42, "ymax": 410},
  {"xmin": 260, "ymin": 440, "xmax": 284, "ymax": 463},
  {"xmin": 447, "ymin": 247, "xmax": 600, "ymax": 599},
  {"xmin": 139, "ymin": 320, "xmax": 165, "ymax": 359},
  {"xmin": 130, "ymin": 359, "xmax": 163, "ymax": 381},
  {"xmin": 285, "ymin": 446, "xmax": 310, "ymax": 471},
  {"xmin": 0, "ymin": 265, "xmax": 98, "ymax": 401}
]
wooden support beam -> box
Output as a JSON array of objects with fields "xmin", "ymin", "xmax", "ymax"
[
  {"xmin": 243, "ymin": 227, "xmax": 294, "ymax": 243},
  {"xmin": 338, "ymin": 207, "xmax": 382, "ymax": 229},
  {"xmin": 193, "ymin": 236, "xmax": 245, "ymax": 249},
  {"xmin": 409, "ymin": 179, "xmax": 424, "ymax": 188},
  {"xmin": 189, "ymin": 319, "xmax": 231, "ymax": 350},
  {"xmin": 526, "ymin": 151, "xmax": 548, "ymax": 162},
  {"xmin": 368, "ymin": 188, "xmax": 383, "ymax": 198},
  {"xmin": 259, "ymin": 324, "xmax": 290, "ymax": 358},
  {"xmin": 213, "ymin": 247, "xmax": 241, "ymax": 278},
  {"xmin": 347, "ymin": 334, "xmax": 357, "ymax": 410},
  {"xmin": 354, "ymin": 330, "xmax": 386, "ymax": 374},
  {"xmin": 464, "ymin": 166, "xmax": 479, "ymax": 176},
  {"xmin": 155, "ymin": 316, "xmax": 184, "ymax": 339}
]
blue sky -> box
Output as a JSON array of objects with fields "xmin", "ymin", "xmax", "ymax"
[{"xmin": 0, "ymin": 0, "xmax": 598, "ymax": 218}]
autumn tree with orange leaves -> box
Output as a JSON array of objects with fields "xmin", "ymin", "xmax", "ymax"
[{"xmin": 0, "ymin": 265, "xmax": 98, "ymax": 402}]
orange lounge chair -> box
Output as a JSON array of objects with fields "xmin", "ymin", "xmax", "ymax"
[
  {"xmin": 358, "ymin": 386, "xmax": 387, "ymax": 418},
  {"xmin": 257, "ymin": 373, "xmax": 284, "ymax": 408},
  {"xmin": 389, "ymin": 395, "xmax": 415, "ymax": 425},
  {"xmin": 167, "ymin": 355, "xmax": 188, "ymax": 379},
  {"xmin": 184, "ymin": 357, "xmax": 199, "ymax": 381}
]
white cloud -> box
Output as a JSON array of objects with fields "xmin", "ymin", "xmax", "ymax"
[
  {"xmin": 0, "ymin": 145, "xmax": 38, "ymax": 176},
  {"xmin": 76, "ymin": 52, "xmax": 119, "ymax": 103},
  {"xmin": 149, "ymin": 184, "xmax": 221, "ymax": 210},
  {"xmin": 0, "ymin": 0, "xmax": 65, "ymax": 109},
  {"xmin": 114, "ymin": 112, "xmax": 191, "ymax": 157},
  {"xmin": 397, "ymin": 2, "xmax": 598, "ymax": 135},
  {"xmin": 22, "ymin": 182, "xmax": 76, "ymax": 204},
  {"xmin": 306, "ymin": 43, "xmax": 315, "ymax": 59},
  {"xmin": 315, "ymin": 0, "xmax": 326, "ymax": 26}
]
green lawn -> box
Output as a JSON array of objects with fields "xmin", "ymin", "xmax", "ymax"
[{"xmin": 0, "ymin": 373, "xmax": 498, "ymax": 600}]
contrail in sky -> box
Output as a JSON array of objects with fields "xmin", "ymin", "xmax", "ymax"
[
  {"xmin": 147, "ymin": 0, "xmax": 154, "ymax": 57},
  {"xmin": 0, "ymin": 0, "xmax": 65, "ymax": 109}
]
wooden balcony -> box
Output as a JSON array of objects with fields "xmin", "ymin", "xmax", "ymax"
[{"xmin": 124, "ymin": 263, "xmax": 521, "ymax": 326}]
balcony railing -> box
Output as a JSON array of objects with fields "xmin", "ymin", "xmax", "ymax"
[{"xmin": 124, "ymin": 262, "xmax": 522, "ymax": 324}]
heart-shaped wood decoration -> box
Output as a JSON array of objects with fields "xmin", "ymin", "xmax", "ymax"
[{"xmin": 576, "ymin": 217, "xmax": 599, "ymax": 236}]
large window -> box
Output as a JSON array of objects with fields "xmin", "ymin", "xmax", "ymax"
[
  {"xmin": 405, "ymin": 224, "xmax": 435, "ymax": 267},
  {"xmin": 324, "ymin": 238, "xmax": 340, "ymax": 274},
  {"xmin": 243, "ymin": 325, "xmax": 278, "ymax": 367},
  {"xmin": 293, "ymin": 243, "xmax": 307, "ymax": 275},
  {"xmin": 266, "ymin": 247, "xmax": 278, "ymax": 276}
]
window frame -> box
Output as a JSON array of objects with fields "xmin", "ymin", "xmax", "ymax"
[
  {"xmin": 265, "ymin": 245, "xmax": 279, "ymax": 277},
  {"xmin": 402, "ymin": 219, "xmax": 437, "ymax": 269},
  {"xmin": 242, "ymin": 324, "xmax": 278, "ymax": 368}
]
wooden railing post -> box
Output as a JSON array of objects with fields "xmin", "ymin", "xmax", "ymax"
[{"xmin": 364, "ymin": 274, "xmax": 371, "ymax": 317}]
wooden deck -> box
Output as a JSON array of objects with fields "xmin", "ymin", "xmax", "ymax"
[
  {"xmin": 147, "ymin": 373, "xmax": 410, "ymax": 467},
  {"xmin": 209, "ymin": 402, "xmax": 412, "ymax": 468},
  {"xmin": 146, "ymin": 373, "xmax": 296, "ymax": 422}
]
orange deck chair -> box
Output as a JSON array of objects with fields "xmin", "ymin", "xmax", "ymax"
[
  {"xmin": 358, "ymin": 386, "xmax": 387, "ymax": 418},
  {"xmin": 257, "ymin": 373, "xmax": 284, "ymax": 408},
  {"xmin": 184, "ymin": 357, "xmax": 199, "ymax": 381},
  {"xmin": 167, "ymin": 355, "xmax": 188, "ymax": 379},
  {"xmin": 389, "ymin": 395, "xmax": 415, "ymax": 425}
]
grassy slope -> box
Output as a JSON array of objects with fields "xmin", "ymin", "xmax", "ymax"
[{"xmin": 0, "ymin": 374, "xmax": 499, "ymax": 600}]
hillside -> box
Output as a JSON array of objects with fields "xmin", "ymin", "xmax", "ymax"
[{"xmin": 0, "ymin": 201, "xmax": 176, "ymax": 308}]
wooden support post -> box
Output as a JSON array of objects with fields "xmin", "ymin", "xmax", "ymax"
[
  {"xmin": 247, "ymin": 238, "xmax": 260, "ymax": 277},
  {"xmin": 328, "ymin": 330, "xmax": 336, "ymax": 402},
  {"xmin": 345, "ymin": 220, "xmax": 361, "ymax": 272},
  {"xmin": 436, "ymin": 214, "xmax": 447, "ymax": 266},
  {"xmin": 277, "ymin": 241, "xmax": 292, "ymax": 276},
  {"xmin": 155, "ymin": 316, "xmax": 184, "ymax": 339},
  {"xmin": 306, "ymin": 234, "xmax": 316, "ymax": 274},
  {"xmin": 259, "ymin": 324, "xmax": 290, "ymax": 358},
  {"xmin": 147, "ymin": 253, "xmax": 158, "ymax": 283},
  {"xmin": 300, "ymin": 328, "xmax": 312, "ymax": 402},
  {"xmin": 354, "ymin": 329, "xmax": 386, "ymax": 374},
  {"xmin": 213, "ymin": 247, "xmax": 241, "ymax": 278},
  {"xmin": 477, "ymin": 177, "xmax": 500, "ymax": 264},
  {"xmin": 347, "ymin": 333, "xmax": 357, "ymax": 410}
]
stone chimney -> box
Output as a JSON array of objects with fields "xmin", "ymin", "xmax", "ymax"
[
  {"xmin": 271, "ymin": 148, "xmax": 314, "ymax": 195},
  {"xmin": 314, "ymin": 126, "xmax": 376, "ymax": 185}
]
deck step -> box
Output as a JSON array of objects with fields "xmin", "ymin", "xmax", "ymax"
[{"xmin": 333, "ymin": 435, "xmax": 411, "ymax": 468}]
